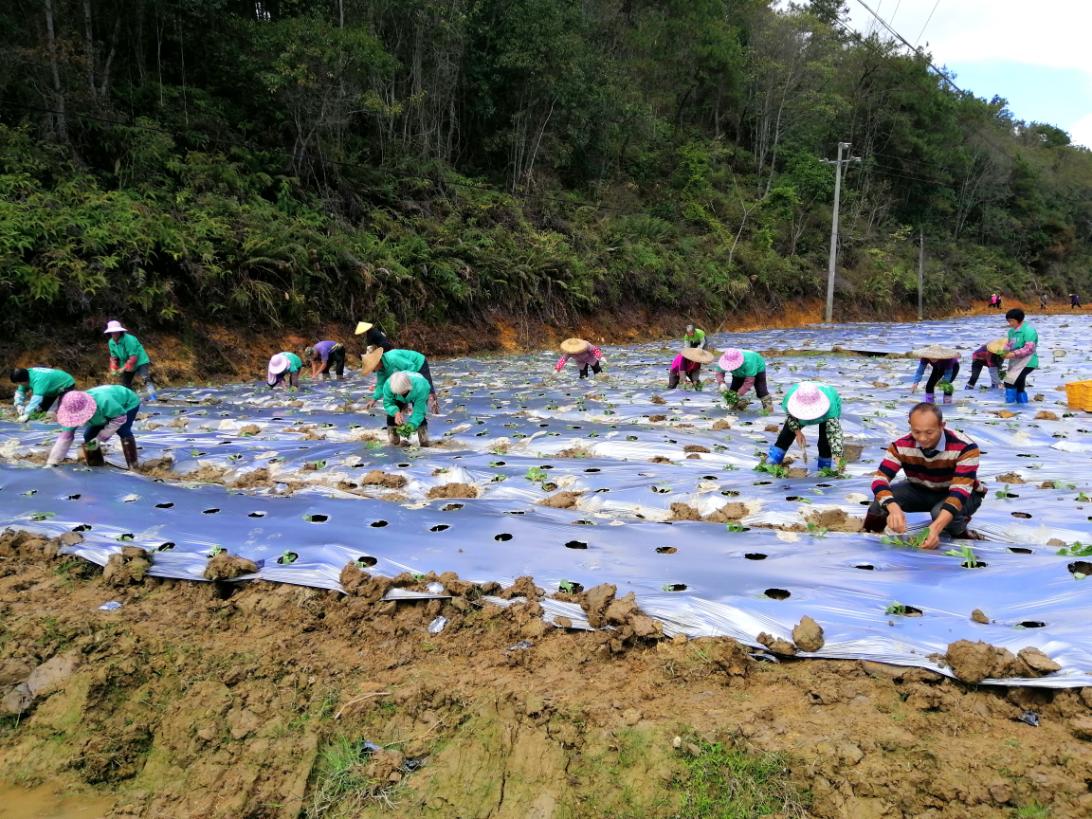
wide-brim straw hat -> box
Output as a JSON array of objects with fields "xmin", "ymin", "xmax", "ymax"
[
  {"xmin": 680, "ymin": 347, "xmax": 714, "ymax": 364},
  {"xmin": 785, "ymin": 381, "xmax": 831, "ymax": 421},
  {"xmin": 57, "ymin": 391, "xmax": 96, "ymax": 427},
  {"xmin": 560, "ymin": 338, "xmax": 590, "ymax": 355},
  {"xmin": 360, "ymin": 346, "xmax": 384, "ymax": 375},
  {"xmin": 718, "ymin": 348, "xmax": 745, "ymax": 371},
  {"xmin": 912, "ymin": 344, "xmax": 959, "ymax": 360},
  {"xmin": 103, "ymin": 320, "xmax": 127, "ymax": 334},
  {"xmin": 986, "ymin": 338, "xmax": 1008, "ymax": 355},
  {"xmin": 355, "ymin": 321, "xmax": 373, "ymax": 336}
]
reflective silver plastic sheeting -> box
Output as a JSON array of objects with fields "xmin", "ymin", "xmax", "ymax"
[{"xmin": 2, "ymin": 314, "xmax": 1091, "ymax": 686}]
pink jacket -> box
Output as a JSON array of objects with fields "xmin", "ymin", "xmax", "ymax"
[
  {"xmin": 555, "ymin": 347, "xmax": 602, "ymax": 370},
  {"xmin": 668, "ymin": 354, "xmax": 700, "ymax": 375}
]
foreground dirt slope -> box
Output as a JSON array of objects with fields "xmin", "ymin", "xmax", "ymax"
[{"xmin": 1, "ymin": 531, "xmax": 1090, "ymax": 818}]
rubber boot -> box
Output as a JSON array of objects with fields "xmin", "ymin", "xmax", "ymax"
[
  {"xmin": 1004, "ymin": 387, "xmax": 1017, "ymax": 403},
  {"xmin": 1017, "ymin": 391, "xmax": 1029, "ymax": 404},
  {"xmin": 817, "ymin": 457, "xmax": 833, "ymax": 471},
  {"xmin": 417, "ymin": 426, "xmax": 431, "ymax": 447},
  {"xmin": 862, "ymin": 511, "xmax": 887, "ymax": 533},
  {"xmin": 120, "ymin": 436, "xmax": 139, "ymax": 470},
  {"xmin": 387, "ymin": 427, "xmax": 400, "ymax": 446},
  {"xmin": 766, "ymin": 445, "xmax": 787, "ymax": 466},
  {"xmin": 83, "ymin": 440, "xmax": 105, "ymax": 467},
  {"xmin": 923, "ymin": 393, "xmax": 935, "ymax": 403}
]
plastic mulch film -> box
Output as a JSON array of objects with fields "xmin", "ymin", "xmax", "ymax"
[{"xmin": 2, "ymin": 313, "xmax": 1090, "ymax": 686}]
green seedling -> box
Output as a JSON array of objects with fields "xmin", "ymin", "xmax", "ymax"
[
  {"xmin": 116, "ymin": 533, "xmax": 135, "ymax": 542},
  {"xmin": 994, "ymin": 486, "xmax": 1015, "ymax": 500},
  {"xmin": 29, "ymin": 512, "xmax": 55, "ymax": 521},
  {"xmin": 754, "ymin": 462, "xmax": 789, "ymax": 478},
  {"xmin": 525, "ymin": 466, "xmax": 549, "ymax": 484},
  {"xmin": 938, "ymin": 380, "xmax": 954, "ymax": 395},
  {"xmin": 881, "ymin": 531, "xmax": 929, "ymax": 548},
  {"xmin": 1077, "ymin": 492, "xmax": 1091, "ymax": 502},
  {"xmin": 885, "ymin": 602, "xmax": 908, "ymax": 616},
  {"xmin": 1056, "ymin": 541, "xmax": 1092, "ymax": 557},
  {"xmin": 725, "ymin": 522, "xmax": 747, "ymax": 533},
  {"xmin": 396, "ymin": 423, "xmax": 415, "ymax": 438},
  {"xmin": 279, "ymin": 550, "xmax": 298, "ymax": 565},
  {"xmin": 806, "ymin": 523, "xmax": 828, "ymax": 537},
  {"xmin": 558, "ymin": 580, "xmax": 578, "ymax": 593},
  {"xmin": 208, "ymin": 544, "xmax": 225, "ymax": 557},
  {"xmin": 305, "ymin": 459, "xmax": 327, "ymax": 470},
  {"xmin": 943, "ymin": 544, "xmax": 982, "ymax": 568},
  {"xmin": 490, "ymin": 474, "xmax": 507, "ymax": 482}
]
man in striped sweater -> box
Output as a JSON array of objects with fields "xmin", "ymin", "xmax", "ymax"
[{"xmin": 863, "ymin": 403, "xmax": 985, "ymax": 549}]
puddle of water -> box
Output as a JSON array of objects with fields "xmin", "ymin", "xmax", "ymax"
[{"xmin": 0, "ymin": 782, "xmax": 114, "ymax": 818}]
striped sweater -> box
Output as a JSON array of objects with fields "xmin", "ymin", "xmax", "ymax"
[{"xmin": 871, "ymin": 428, "xmax": 984, "ymax": 515}]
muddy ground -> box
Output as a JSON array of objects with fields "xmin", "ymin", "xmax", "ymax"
[{"xmin": 2, "ymin": 531, "xmax": 1090, "ymax": 818}]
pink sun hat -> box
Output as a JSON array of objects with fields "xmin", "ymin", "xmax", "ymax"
[
  {"xmin": 718, "ymin": 348, "xmax": 745, "ymax": 372},
  {"xmin": 785, "ymin": 381, "xmax": 830, "ymax": 421},
  {"xmin": 103, "ymin": 320, "xmax": 128, "ymax": 334},
  {"xmin": 267, "ymin": 353, "xmax": 290, "ymax": 384},
  {"xmin": 56, "ymin": 391, "xmax": 97, "ymax": 427}
]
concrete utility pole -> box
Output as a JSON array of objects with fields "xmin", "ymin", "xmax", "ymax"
[
  {"xmin": 822, "ymin": 142, "xmax": 859, "ymax": 323},
  {"xmin": 918, "ymin": 228, "xmax": 925, "ymax": 321}
]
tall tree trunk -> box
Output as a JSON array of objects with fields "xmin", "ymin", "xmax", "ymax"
[
  {"xmin": 99, "ymin": 16, "xmax": 121, "ymax": 100},
  {"xmin": 82, "ymin": 0, "xmax": 97, "ymax": 101},
  {"xmin": 43, "ymin": 0, "xmax": 67, "ymax": 141}
]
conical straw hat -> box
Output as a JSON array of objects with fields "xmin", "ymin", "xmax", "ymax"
[
  {"xmin": 360, "ymin": 346, "xmax": 384, "ymax": 375},
  {"xmin": 560, "ymin": 338, "xmax": 590, "ymax": 355},
  {"xmin": 680, "ymin": 347, "xmax": 714, "ymax": 364},
  {"xmin": 912, "ymin": 344, "xmax": 959, "ymax": 359}
]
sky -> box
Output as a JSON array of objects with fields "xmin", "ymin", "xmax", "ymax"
[{"xmin": 839, "ymin": 0, "xmax": 1092, "ymax": 148}]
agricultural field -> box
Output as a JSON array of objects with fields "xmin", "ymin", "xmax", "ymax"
[{"xmin": 2, "ymin": 314, "xmax": 1091, "ymax": 817}]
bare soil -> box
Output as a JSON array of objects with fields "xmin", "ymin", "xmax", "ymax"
[{"xmin": 2, "ymin": 531, "xmax": 1091, "ymax": 818}]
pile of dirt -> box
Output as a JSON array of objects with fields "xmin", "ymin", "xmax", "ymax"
[
  {"xmin": 102, "ymin": 547, "xmax": 151, "ymax": 587},
  {"xmin": 361, "ymin": 470, "xmax": 408, "ymax": 489},
  {"xmin": 792, "ymin": 616, "xmax": 825, "ymax": 652},
  {"xmin": 938, "ymin": 640, "xmax": 1062, "ymax": 684},
  {"xmin": 556, "ymin": 446, "xmax": 593, "ymax": 458},
  {"xmin": 711, "ymin": 419, "xmax": 732, "ymax": 431},
  {"xmin": 231, "ymin": 467, "xmax": 272, "ymax": 488},
  {"xmin": 576, "ymin": 583, "xmax": 662, "ymax": 649},
  {"xmin": 0, "ymin": 529, "xmax": 80, "ymax": 560},
  {"xmin": 650, "ymin": 394, "xmax": 666, "ymax": 405},
  {"xmin": 682, "ymin": 444, "xmax": 710, "ymax": 453},
  {"xmin": 705, "ymin": 502, "xmax": 748, "ymax": 523},
  {"xmin": 539, "ymin": 491, "xmax": 581, "ymax": 509},
  {"xmin": 672, "ymin": 502, "xmax": 748, "ymax": 523},
  {"xmin": 203, "ymin": 552, "xmax": 259, "ymax": 581},
  {"xmin": 806, "ymin": 509, "xmax": 863, "ymax": 533},
  {"xmin": 648, "ymin": 414, "xmax": 667, "ymax": 422},
  {"xmin": 670, "ymin": 503, "xmax": 702, "ymax": 521},
  {"xmin": 427, "ymin": 483, "xmax": 478, "ymax": 499},
  {"xmin": 1034, "ymin": 410, "xmax": 1059, "ymax": 421},
  {"xmin": 996, "ymin": 472, "xmax": 1025, "ymax": 484}
]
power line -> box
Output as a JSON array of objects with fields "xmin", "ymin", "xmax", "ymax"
[{"xmin": 914, "ymin": 0, "xmax": 942, "ymax": 47}]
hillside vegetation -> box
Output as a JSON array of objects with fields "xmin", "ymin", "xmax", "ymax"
[{"xmin": 1, "ymin": 0, "xmax": 1090, "ymax": 337}]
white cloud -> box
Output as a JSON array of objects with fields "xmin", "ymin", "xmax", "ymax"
[
  {"xmin": 1068, "ymin": 113, "xmax": 1092, "ymax": 150},
  {"xmin": 845, "ymin": 0, "xmax": 1092, "ymax": 74}
]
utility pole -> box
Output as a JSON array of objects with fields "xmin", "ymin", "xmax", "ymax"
[
  {"xmin": 918, "ymin": 228, "xmax": 924, "ymax": 321},
  {"xmin": 822, "ymin": 142, "xmax": 859, "ymax": 323}
]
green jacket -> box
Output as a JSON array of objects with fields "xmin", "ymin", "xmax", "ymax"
[
  {"xmin": 16, "ymin": 367, "xmax": 75, "ymax": 402},
  {"xmin": 108, "ymin": 333, "xmax": 151, "ymax": 368},
  {"xmin": 281, "ymin": 352, "xmax": 303, "ymax": 373},
  {"xmin": 684, "ymin": 328, "xmax": 706, "ymax": 346},
  {"xmin": 372, "ymin": 349, "xmax": 426, "ymax": 399},
  {"xmin": 781, "ymin": 383, "xmax": 841, "ymax": 426},
  {"xmin": 728, "ymin": 350, "xmax": 766, "ymax": 378},
  {"xmin": 61, "ymin": 385, "xmax": 141, "ymax": 431},
  {"xmin": 381, "ymin": 371, "xmax": 431, "ymax": 429},
  {"xmin": 1006, "ymin": 323, "xmax": 1039, "ymax": 369}
]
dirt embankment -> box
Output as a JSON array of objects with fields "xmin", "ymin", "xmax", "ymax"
[
  {"xmin": 2, "ymin": 530, "xmax": 1091, "ymax": 818},
  {"xmin": 8, "ymin": 297, "xmax": 1079, "ymax": 397}
]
